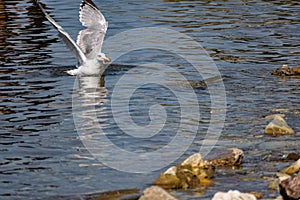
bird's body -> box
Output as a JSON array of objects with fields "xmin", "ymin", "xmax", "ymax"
[{"xmin": 35, "ymin": 0, "xmax": 110, "ymax": 76}]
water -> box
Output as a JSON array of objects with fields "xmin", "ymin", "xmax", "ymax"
[{"xmin": 1, "ymin": 0, "xmax": 299, "ymax": 199}]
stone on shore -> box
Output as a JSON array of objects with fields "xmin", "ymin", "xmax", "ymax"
[
  {"xmin": 153, "ymin": 153, "xmax": 215, "ymax": 189},
  {"xmin": 154, "ymin": 149, "xmax": 244, "ymax": 190},
  {"xmin": 265, "ymin": 115, "xmax": 294, "ymax": 136},
  {"xmin": 212, "ymin": 190, "xmax": 257, "ymax": 200},
  {"xmin": 153, "ymin": 166, "xmax": 181, "ymax": 189},
  {"xmin": 283, "ymin": 159, "xmax": 300, "ymax": 176},
  {"xmin": 279, "ymin": 173, "xmax": 300, "ymax": 200},
  {"xmin": 205, "ymin": 148, "xmax": 244, "ymax": 168},
  {"xmin": 139, "ymin": 186, "xmax": 179, "ymax": 200}
]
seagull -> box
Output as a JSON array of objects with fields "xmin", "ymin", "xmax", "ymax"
[{"xmin": 35, "ymin": 0, "xmax": 110, "ymax": 76}]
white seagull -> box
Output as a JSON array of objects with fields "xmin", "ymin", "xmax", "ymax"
[{"xmin": 35, "ymin": 0, "xmax": 110, "ymax": 76}]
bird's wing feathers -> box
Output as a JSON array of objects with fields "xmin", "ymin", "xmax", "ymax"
[
  {"xmin": 79, "ymin": 0, "xmax": 107, "ymax": 31},
  {"xmin": 34, "ymin": 0, "xmax": 87, "ymax": 64},
  {"xmin": 77, "ymin": 0, "xmax": 107, "ymax": 59},
  {"xmin": 77, "ymin": 29, "xmax": 106, "ymax": 59}
]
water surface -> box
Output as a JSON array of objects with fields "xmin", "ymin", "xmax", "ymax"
[{"xmin": 0, "ymin": 0, "xmax": 299, "ymax": 199}]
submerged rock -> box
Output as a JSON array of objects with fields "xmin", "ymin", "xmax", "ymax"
[
  {"xmin": 284, "ymin": 159, "xmax": 300, "ymax": 176},
  {"xmin": 279, "ymin": 173, "xmax": 300, "ymax": 200},
  {"xmin": 287, "ymin": 153, "xmax": 300, "ymax": 161},
  {"xmin": 139, "ymin": 186, "xmax": 179, "ymax": 200},
  {"xmin": 205, "ymin": 148, "xmax": 244, "ymax": 168},
  {"xmin": 88, "ymin": 188, "xmax": 140, "ymax": 200},
  {"xmin": 212, "ymin": 190, "xmax": 257, "ymax": 200},
  {"xmin": 265, "ymin": 115, "xmax": 294, "ymax": 136},
  {"xmin": 272, "ymin": 65, "xmax": 300, "ymax": 76},
  {"xmin": 153, "ymin": 153, "xmax": 215, "ymax": 189}
]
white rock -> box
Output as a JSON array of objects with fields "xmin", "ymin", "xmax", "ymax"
[
  {"xmin": 163, "ymin": 166, "xmax": 177, "ymax": 176},
  {"xmin": 180, "ymin": 153, "xmax": 204, "ymax": 167},
  {"xmin": 212, "ymin": 190, "xmax": 257, "ymax": 200}
]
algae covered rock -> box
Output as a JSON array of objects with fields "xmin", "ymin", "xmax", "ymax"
[
  {"xmin": 153, "ymin": 166, "xmax": 181, "ymax": 189},
  {"xmin": 153, "ymin": 153, "xmax": 215, "ymax": 189},
  {"xmin": 179, "ymin": 153, "xmax": 215, "ymax": 180},
  {"xmin": 212, "ymin": 190, "xmax": 257, "ymax": 200},
  {"xmin": 265, "ymin": 115, "xmax": 294, "ymax": 136},
  {"xmin": 272, "ymin": 65, "xmax": 300, "ymax": 76},
  {"xmin": 205, "ymin": 148, "xmax": 244, "ymax": 167},
  {"xmin": 139, "ymin": 186, "xmax": 179, "ymax": 200}
]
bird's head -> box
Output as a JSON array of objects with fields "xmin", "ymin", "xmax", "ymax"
[{"xmin": 97, "ymin": 53, "xmax": 111, "ymax": 63}]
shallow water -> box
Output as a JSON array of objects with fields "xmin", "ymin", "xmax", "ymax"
[{"xmin": 0, "ymin": 0, "xmax": 299, "ymax": 199}]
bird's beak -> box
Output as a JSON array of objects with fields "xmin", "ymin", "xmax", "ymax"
[{"xmin": 103, "ymin": 57, "xmax": 111, "ymax": 63}]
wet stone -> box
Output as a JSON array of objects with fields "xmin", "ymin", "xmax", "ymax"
[
  {"xmin": 153, "ymin": 153, "xmax": 215, "ymax": 189},
  {"xmin": 153, "ymin": 167, "xmax": 181, "ymax": 189},
  {"xmin": 283, "ymin": 159, "xmax": 300, "ymax": 176},
  {"xmin": 205, "ymin": 148, "xmax": 244, "ymax": 168},
  {"xmin": 265, "ymin": 115, "xmax": 294, "ymax": 136},
  {"xmin": 212, "ymin": 190, "xmax": 257, "ymax": 200},
  {"xmin": 180, "ymin": 153, "xmax": 205, "ymax": 168},
  {"xmin": 287, "ymin": 153, "xmax": 300, "ymax": 161},
  {"xmin": 272, "ymin": 65, "xmax": 300, "ymax": 76},
  {"xmin": 139, "ymin": 186, "xmax": 179, "ymax": 200},
  {"xmin": 248, "ymin": 192, "xmax": 263, "ymax": 199},
  {"xmin": 279, "ymin": 173, "xmax": 300, "ymax": 200},
  {"xmin": 88, "ymin": 188, "xmax": 140, "ymax": 200}
]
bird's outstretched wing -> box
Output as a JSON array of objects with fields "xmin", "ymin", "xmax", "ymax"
[
  {"xmin": 34, "ymin": 0, "xmax": 87, "ymax": 65},
  {"xmin": 77, "ymin": 0, "xmax": 108, "ymax": 59}
]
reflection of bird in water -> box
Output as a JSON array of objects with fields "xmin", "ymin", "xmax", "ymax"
[
  {"xmin": 76, "ymin": 76, "xmax": 107, "ymax": 102},
  {"xmin": 73, "ymin": 76, "xmax": 109, "ymax": 133},
  {"xmin": 35, "ymin": 0, "xmax": 110, "ymax": 76}
]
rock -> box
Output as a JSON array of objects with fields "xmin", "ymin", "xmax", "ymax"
[
  {"xmin": 279, "ymin": 173, "xmax": 300, "ymax": 200},
  {"xmin": 139, "ymin": 186, "xmax": 179, "ymax": 200},
  {"xmin": 176, "ymin": 168, "xmax": 201, "ymax": 189},
  {"xmin": 212, "ymin": 190, "xmax": 257, "ymax": 200},
  {"xmin": 276, "ymin": 172, "xmax": 291, "ymax": 182},
  {"xmin": 153, "ymin": 153, "xmax": 215, "ymax": 189},
  {"xmin": 178, "ymin": 153, "xmax": 215, "ymax": 187},
  {"xmin": 180, "ymin": 153, "xmax": 205, "ymax": 168},
  {"xmin": 284, "ymin": 159, "xmax": 300, "ymax": 176},
  {"xmin": 89, "ymin": 188, "xmax": 140, "ymax": 200},
  {"xmin": 269, "ymin": 179, "xmax": 279, "ymax": 190},
  {"xmin": 248, "ymin": 191, "xmax": 264, "ymax": 199},
  {"xmin": 287, "ymin": 153, "xmax": 300, "ymax": 161},
  {"xmin": 179, "ymin": 153, "xmax": 214, "ymax": 179},
  {"xmin": 153, "ymin": 166, "xmax": 181, "ymax": 189},
  {"xmin": 272, "ymin": 65, "xmax": 300, "ymax": 76},
  {"xmin": 205, "ymin": 148, "xmax": 244, "ymax": 167},
  {"xmin": 265, "ymin": 115, "xmax": 294, "ymax": 136},
  {"xmin": 292, "ymin": 66, "xmax": 300, "ymax": 74}
]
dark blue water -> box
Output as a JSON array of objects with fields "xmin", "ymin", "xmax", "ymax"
[{"xmin": 0, "ymin": 0, "xmax": 299, "ymax": 199}]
